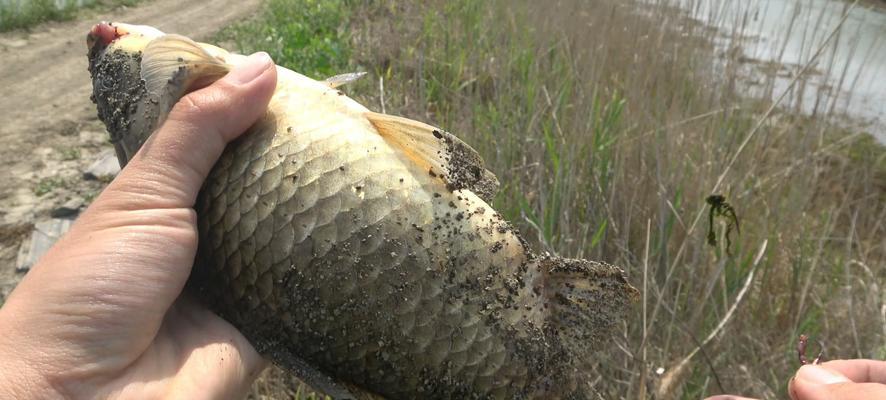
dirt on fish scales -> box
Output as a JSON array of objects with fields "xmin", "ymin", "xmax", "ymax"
[
  {"xmin": 229, "ymin": 227, "xmax": 499, "ymax": 398},
  {"xmin": 203, "ymin": 149, "xmax": 548, "ymax": 398},
  {"xmin": 88, "ymin": 50, "xmax": 144, "ymax": 143},
  {"xmin": 426, "ymin": 185, "xmax": 638, "ymax": 390},
  {"xmin": 410, "ymin": 191, "xmax": 564, "ymax": 397},
  {"xmin": 88, "ymin": 49, "xmax": 161, "ymax": 165}
]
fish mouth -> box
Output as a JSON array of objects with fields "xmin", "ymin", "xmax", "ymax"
[
  {"xmin": 86, "ymin": 22, "xmax": 123, "ymax": 51},
  {"xmin": 86, "ymin": 22, "xmax": 165, "ymax": 62},
  {"xmin": 86, "ymin": 21, "xmax": 165, "ymax": 79},
  {"xmin": 86, "ymin": 22, "xmax": 131, "ymax": 64}
]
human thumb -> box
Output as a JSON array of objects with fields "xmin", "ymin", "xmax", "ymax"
[{"xmin": 101, "ymin": 51, "xmax": 277, "ymax": 211}]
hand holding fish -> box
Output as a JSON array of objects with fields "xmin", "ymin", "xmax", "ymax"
[
  {"xmin": 76, "ymin": 22, "xmax": 638, "ymax": 398},
  {"xmin": 0, "ymin": 52, "xmax": 277, "ymax": 399}
]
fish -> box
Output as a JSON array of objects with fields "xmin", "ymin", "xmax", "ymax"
[{"xmin": 86, "ymin": 22, "xmax": 638, "ymax": 399}]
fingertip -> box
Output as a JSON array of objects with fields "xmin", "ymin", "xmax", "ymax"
[
  {"xmin": 210, "ymin": 51, "xmax": 277, "ymax": 142},
  {"xmin": 223, "ymin": 51, "xmax": 274, "ymax": 85},
  {"xmin": 796, "ymin": 365, "xmax": 852, "ymax": 385},
  {"xmin": 790, "ymin": 365, "xmax": 854, "ymax": 400},
  {"xmin": 818, "ymin": 359, "xmax": 886, "ymax": 384}
]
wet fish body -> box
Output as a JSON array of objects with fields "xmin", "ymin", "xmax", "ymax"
[{"xmin": 87, "ymin": 23, "xmax": 637, "ymax": 399}]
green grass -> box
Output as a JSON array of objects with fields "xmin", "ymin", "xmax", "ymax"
[
  {"xmin": 215, "ymin": 0, "xmax": 352, "ymax": 79},
  {"xmin": 56, "ymin": 146, "xmax": 81, "ymax": 161},
  {"xmin": 0, "ymin": 0, "xmax": 140, "ymax": 32},
  {"xmin": 33, "ymin": 176, "xmax": 68, "ymax": 196},
  {"xmin": 226, "ymin": 0, "xmax": 886, "ymax": 398}
]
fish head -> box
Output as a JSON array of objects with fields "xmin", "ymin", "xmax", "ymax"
[
  {"xmin": 87, "ymin": 22, "xmax": 166, "ymax": 165},
  {"xmin": 87, "ymin": 22, "xmax": 164, "ymax": 58}
]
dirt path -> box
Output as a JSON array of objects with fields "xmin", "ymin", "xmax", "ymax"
[{"xmin": 0, "ymin": 0, "xmax": 262, "ymax": 300}]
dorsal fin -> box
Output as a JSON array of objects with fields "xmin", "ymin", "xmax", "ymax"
[
  {"xmin": 141, "ymin": 34, "xmax": 232, "ymax": 122},
  {"xmin": 324, "ymin": 71, "xmax": 367, "ymax": 88},
  {"xmin": 365, "ymin": 112, "xmax": 499, "ymax": 202}
]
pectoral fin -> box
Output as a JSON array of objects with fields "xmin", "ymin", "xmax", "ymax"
[
  {"xmin": 365, "ymin": 112, "xmax": 500, "ymax": 202},
  {"xmin": 141, "ymin": 34, "xmax": 232, "ymax": 122}
]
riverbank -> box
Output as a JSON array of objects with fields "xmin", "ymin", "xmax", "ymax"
[{"xmin": 674, "ymin": 0, "xmax": 886, "ymax": 144}]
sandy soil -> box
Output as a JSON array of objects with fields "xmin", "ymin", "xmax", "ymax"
[{"xmin": 0, "ymin": 0, "xmax": 262, "ymax": 301}]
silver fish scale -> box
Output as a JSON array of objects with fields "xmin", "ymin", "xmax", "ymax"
[{"xmin": 191, "ymin": 112, "xmax": 559, "ymax": 398}]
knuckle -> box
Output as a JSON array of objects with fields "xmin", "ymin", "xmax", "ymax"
[
  {"xmin": 170, "ymin": 93, "xmax": 210, "ymax": 122},
  {"xmin": 176, "ymin": 94, "xmax": 205, "ymax": 115},
  {"xmin": 159, "ymin": 208, "xmax": 200, "ymax": 245},
  {"xmin": 168, "ymin": 84, "xmax": 234, "ymax": 123}
]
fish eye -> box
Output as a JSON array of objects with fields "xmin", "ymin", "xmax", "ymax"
[{"xmin": 100, "ymin": 76, "xmax": 114, "ymax": 91}]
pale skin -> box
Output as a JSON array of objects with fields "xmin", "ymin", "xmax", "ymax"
[
  {"xmin": 0, "ymin": 52, "xmax": 276, "ymax": 399},
  {"xmin": 706, "ymin": 359, "xmax": 886, "ymax": 400}
]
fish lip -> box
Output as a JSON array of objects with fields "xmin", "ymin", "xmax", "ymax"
[
  {"xmin": 86, "ymin": 22, "xmax": 124, "ymax": 52},
  {"xmin": 86, "ymin": 21, "xmax": 133, "ymax": 67}
]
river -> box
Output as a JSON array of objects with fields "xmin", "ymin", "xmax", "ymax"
[{"xmin": 676, "ymin": 0, "xmax": 886, "ymax": 143}]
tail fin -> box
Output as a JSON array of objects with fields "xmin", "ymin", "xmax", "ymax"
[{"xmin": 539, "ymin": 256, "xmax": 638, "ymax": 358}]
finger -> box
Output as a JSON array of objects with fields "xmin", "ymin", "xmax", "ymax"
[
  {"xmin": 167, "ymin": 298, "xmax": 268, "ymax": 398},
  {"xmin": 792, "ymin": 382, "xmax": 886, "ymax": 400},
  {"xmin": 789, "ymin": 365, "xmax": 851, "ymax": 400},
  {"xmin": 816, "ymin": 360, "xmax": 886, "ymax": 384},
  {"xmin": 102, "ymin": 51, "xmax": 277, "ymax": 210}
]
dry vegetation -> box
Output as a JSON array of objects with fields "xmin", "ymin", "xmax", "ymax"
[{"xmin": 221, "ymin": 0, "xmax": 886, "ymax": 398}]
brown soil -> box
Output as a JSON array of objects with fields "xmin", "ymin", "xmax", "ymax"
[{"xmin": 0, "ymin": 0, "xmax": 262, "ymax": 302}]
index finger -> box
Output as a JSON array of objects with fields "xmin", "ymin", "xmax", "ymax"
[{"xmin": 818, "ymin": 359, "xmax": 886, "ymax": 384}]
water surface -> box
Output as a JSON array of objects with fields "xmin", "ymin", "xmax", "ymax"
[{"xmin": 677, "ymin": 0, "xmax": 886, "ymax": 142}]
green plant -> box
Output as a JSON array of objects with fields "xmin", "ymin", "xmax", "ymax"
[
  {"xmin": 215, "ymin": 0, "xmax": 352, "ymax": 79},
  {"xmin": 57, "ymin": 147, "xmax": 81, "ymax": 161},
  {"xmin": 33, "ymin": 176, "xmax": 67, "ymax": 196}
]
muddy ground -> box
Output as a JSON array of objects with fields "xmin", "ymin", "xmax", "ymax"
[{"xmin": 0, "ymin": 0, "xmax": 262, "ymax": 302}]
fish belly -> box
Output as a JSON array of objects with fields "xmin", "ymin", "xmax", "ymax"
[{"xmin": 191, "ymin": 95, "xmax": 556, "ymax": 399}]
